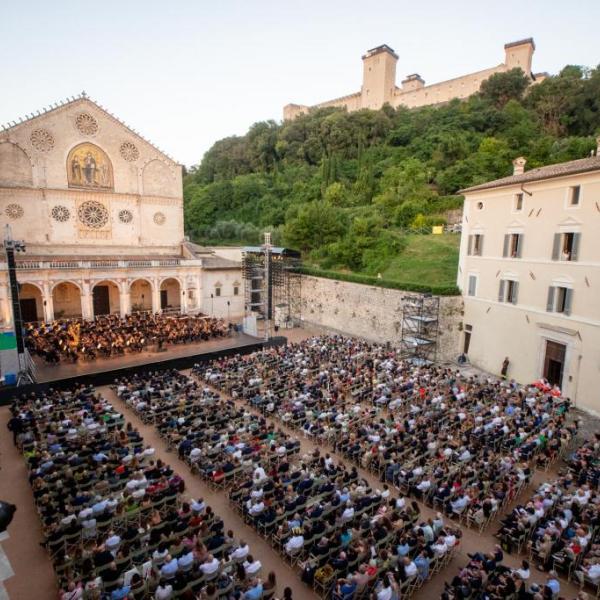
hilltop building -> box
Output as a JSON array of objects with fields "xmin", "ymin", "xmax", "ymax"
[
  {"xmin": 0, "ymin": 94, "xmax": 243, "ymax": 325},
  {"xmin": 457, "ymin": 140, "xmax": 600, "ymax": 414},
  {"xmin": 284, "ymin": 38, "xmax": 544, "ymax": 120}
]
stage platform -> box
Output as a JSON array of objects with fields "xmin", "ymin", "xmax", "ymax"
[{"xmin": 0, "ymin": 333, "xmax": 283, "ymax": 404}]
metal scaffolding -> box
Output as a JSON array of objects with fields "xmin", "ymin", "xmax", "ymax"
[
  {"xmin": 242, "ymin": 236, "xmax": 301, "ymax": 338},
  {"xmin": 399, "ymin": 294, "xmax": 440, "ymax": 363}
]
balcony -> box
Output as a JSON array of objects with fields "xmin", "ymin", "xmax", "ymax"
[{"xmin": 0, "ymin": 258, "xmax": 204, "ymax": 271}]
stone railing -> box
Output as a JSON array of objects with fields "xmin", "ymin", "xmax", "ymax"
[{"xmin": 0, "ymin": 258, "xmax": 206, "ymax": 271}]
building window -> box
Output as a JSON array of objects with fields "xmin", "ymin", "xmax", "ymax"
[
  {"xmin": 215, "ymin": 287, "xmax": 221, "ymax": 297},
  {"xmin": 552, "ymin": 232, "xmax": 580, "ymax": 262},
  {"xmin": 233, "ymin": 286, "xmax": 239, "ymax": 296},
  {"xmin": 467, "ymin": 275, "xmax": 477, "ymax": 297},
  {"xmin": 514, "ymin": 193, "xmax": 524, "ymax": 211},
  {"xmin": 568, "ymin": 185, "xmax": 581, "ymax": 206},
  {"xmin": 546, "ymin": 286, "xmax": 573, "ymax": 315},
  {"xmin": 503, "ymin": 233, "xmax": 523, "ymax": 258},
  {"xmin": 467, "ymin": 234, "xmax": 484, "ymax": 256},
  {"xmin": 498, "ymin": 279, "xmax": 519, "ymax": 304}
]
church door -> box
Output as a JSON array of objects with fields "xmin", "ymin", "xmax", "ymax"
[
  {"xmin": 543, "ymin": 340, "xmax": 566, "ymax": 388},
  {"xmin": 160, "ymin": 290, "xmax": 168, "ymax": 309},
  {"xmin": 93, "ymin": 285, "xmax": 111, "ymax": 316},
  {"xmin": 20, "ymin": 298, "xmax": 39, "ymax": 323}
]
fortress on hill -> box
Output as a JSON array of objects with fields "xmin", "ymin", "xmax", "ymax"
[{"xmin": 284, "ymin": 38, "xmax": 545, "ymax": 120}]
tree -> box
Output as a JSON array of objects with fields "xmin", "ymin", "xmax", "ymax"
[
  {"xmin": 479, "ymin": 68, "xmax": 530, "ymax": 108},
  {"xmin": 283, "ymin": 202, "xmax": 346, "ymax": 253}
]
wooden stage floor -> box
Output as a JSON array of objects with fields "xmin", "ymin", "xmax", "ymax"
[{"xmin": 31, "ymin": 332, "xmax": 261, "ymax": 383}]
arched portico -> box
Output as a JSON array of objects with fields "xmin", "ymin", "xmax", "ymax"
[
  {"xmin": 160, "ymin": 277, "xmax": 182, "ymax": 312},
  {"xmin": 19, "ymin": 283, "xmax": 44, "ymax": 322},
  {"xmin": 130, "ymin": 279, "xmax": 153, "ymax": 312},
  {"xmin": 91, "ymin": 280, "xmax": 120, "ymax": 317},
  {"xmin": 52, "ymin": 281, "xmax": 83, "ymax": 319}
]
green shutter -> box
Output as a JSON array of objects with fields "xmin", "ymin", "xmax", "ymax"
[
  {"xmin": 511, "ymin": 281, "xmax": 519, "ymax": 305},
  {"xmin": 551, "ymin": 233, "xmax": 561, "ymax": 261},
  {"xmin": 571, "ymin": 233, "xmax": 581, "ymax": 261},
  {"xmin": 503, "ymin": 234, "xmax": 509, "ymax": 258},
  {"xmin": 563, "ymin": 288, "xmax": 573, "ymax": 316},
  {"xmin": 546, "ymin": 286, "xmax": 555, "ymax": 312}
]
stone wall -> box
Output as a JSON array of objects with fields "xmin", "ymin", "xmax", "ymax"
[{"xmin": 297, "ymin": 275, "xmax": 463, "ymax": 361}]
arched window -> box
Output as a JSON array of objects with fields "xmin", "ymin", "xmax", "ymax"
[{"xmin": 67, "ymin": 142, "xmax": 114, "ymax": 190}]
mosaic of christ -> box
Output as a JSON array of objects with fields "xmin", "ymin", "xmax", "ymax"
[{"xmin": 67, "ymin": 143, "xmax": 114, "ymax": 190}]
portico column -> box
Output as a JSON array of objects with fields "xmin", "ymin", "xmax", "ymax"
[
  {"xmin": 81, "ymin": 281, "xmax": 93, "ymax": 319},
  {"xmin": 119, "ymin": 280, "xmax": 131, "ymax": 316},
  {"xmin": 42, "ymin": 282, "xmax": 54, "ymax": 322},
  {"xmin": 181, "ymin": 287, "xmax": 188, "ymax": 314},
  {"xmin": 151, "ymin": 278, "xmax": 161, "ymax": 314}
]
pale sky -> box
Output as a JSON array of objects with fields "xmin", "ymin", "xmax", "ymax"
[{"xmin": 1, "ymin": 0, "xmax": 598, "ymax": 167}]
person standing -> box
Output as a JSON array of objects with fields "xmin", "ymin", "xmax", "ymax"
[{"xmin": 501, "ymin": 357, "xmax": 510, "ymax": 379}]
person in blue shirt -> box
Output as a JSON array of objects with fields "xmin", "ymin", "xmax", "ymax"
[
  {"xmin": 414, "ymin": 551, "xmax": 430, "ymax": 581},
  {"xmin": 110, "ymin": 584, "xmax": 130, "ymax": 600},
  {"xmin": 243, "ymin": 579, "xmax": 263, "ymax": 600}
]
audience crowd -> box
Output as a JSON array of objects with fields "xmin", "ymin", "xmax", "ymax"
[
  {"xmin": 8, "ymin": 385, "xmax": 270, "ymax": 600},
  {"xmin": 6, "ymin": 333, "xmax": 597, "ymax": 600},
  {"xmin": 25, "ymin": 313, "xmax": 228, "ymax": 364}
]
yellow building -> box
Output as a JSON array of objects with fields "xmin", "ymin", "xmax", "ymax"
[
  {"xmin": 284, "ymin": 38, "xmax": 545, "ymax": 120},
  {"xmin": 0, "ymin": 94, "xmax": 243, "ymax": 324},
  {"xmin": 457, "ymin": 143, "xmax": 600, "ymax": 413}
]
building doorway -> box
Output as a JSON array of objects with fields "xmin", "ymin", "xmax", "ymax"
[
  {"xmin": 463, "ymin": 324, "xmax": 472, "ymax": 354},
  {"xmin": 160, "ymin": 289, "xmax": 168, "ymax": 309},
  {"xmin": 93, "ymin": 286, "xmax": 111, "ymax": 316},
  {"xmin": 19, "ymin": 283, "xmax": 43, "ymax": 322},
  {"xmin": 20, "ymin": 298, "xmax": 38, "ymax": 323},
  {"xmin": 543, "ymin": 340, "xmax": 566, "ymax": 387}
]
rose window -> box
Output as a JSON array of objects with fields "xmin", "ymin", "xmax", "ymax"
[
  {"xmin": 51, "ymin": 205, "xmax": 71, "ymax": 222},
  {"xmin": 78, "ymin": 201, "xmax": 109, "ymax": 229},
  {"xmin": 30, "ymin": 128, "xmax": 55, "ymax": 152},
  {"xmin": 75, "ymin": 112, "xmax": 98, "ymax": 135},
  {"xmin": 119, "ymin": 141, "xmax": 139, "ymax": 162},
  {"xmin": 119, "ymin": 209, "xmax": 133, "ymax": 223},
  {"xmin": 153, "ymin": 212, "xmax": 166, "ymax": 225},
  {"xmin": 5, "ymin": 204, "xmax": 24, "ymax": 220}
]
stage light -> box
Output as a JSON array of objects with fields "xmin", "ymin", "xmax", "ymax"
[{"xmin": 0, "ymin": 501, "xmax": 16, "ymax": 533}]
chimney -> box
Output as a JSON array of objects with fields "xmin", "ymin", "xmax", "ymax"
[{"xmin": 513, "ymin": 156, "xmax": 527, "ymax": 175}]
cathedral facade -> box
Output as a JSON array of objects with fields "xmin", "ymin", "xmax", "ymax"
[{"xmin": 0, "ymin": 95, "xmax": 243, "ymax": 325}]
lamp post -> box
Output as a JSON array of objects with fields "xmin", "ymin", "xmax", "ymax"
[
  {"xmin": 227, "ymin": 300, "xmax": 230, "ymax": 323},
  {"xmin": 210, "ymin": 293, "xmax": 214, "ymax": 316}
]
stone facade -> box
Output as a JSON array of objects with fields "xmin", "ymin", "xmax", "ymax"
[
  {"xmin": 0, "ymin": 95, "xmax": 244, "ymax": 325},
  {"xmin": 284, "ymin": 38, "xmax": 544, "ymax": 120},
  {"xmin": 297, "ymin": 275, "xmax": 463, "ymax": 362},
  {"xmin": 458, "ymin": 149, "xmax": 600, "ymax": 414}
]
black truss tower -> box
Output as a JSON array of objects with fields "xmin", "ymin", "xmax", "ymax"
[{"xmin": 242, "ymin": 243, "xmax": 301, "ymax": 331}]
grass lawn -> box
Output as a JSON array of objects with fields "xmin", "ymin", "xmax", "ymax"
[{"xmin": 380, "ymin": 233, "xmax": 460, "ymax": 287}]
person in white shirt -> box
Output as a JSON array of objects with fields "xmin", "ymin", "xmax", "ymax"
[
  {"xmin": 403, "ymin": 557, "xmax": 417, "ymax": 578},
  {"xmin": 513, "ymin": 559, "xmax": 530, "ymax": 581},
  {"xmin": 248, "ymin": 500, "xmax": 264, "ymax": 517},
  {"xmin": 230, "ymin": 542, "xmax": 250, "ymax": 561},
  {"xmin": 243, "ymin": 556, "xmax": 262, "ymax": 576},
  {"xmin": 253, "ymin": 465, "xmax": 267, "ymax": 482},
  {"xmin": 199, "ymin": 555, "xmax": 220, "ymax": 575},
  {"xmin": 341, "ymin": 502, "xmax": 355, "ymax": 522},
  {"xmin": 284, "ymin": 531, "xmax": 304, "ymax": 555}
]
